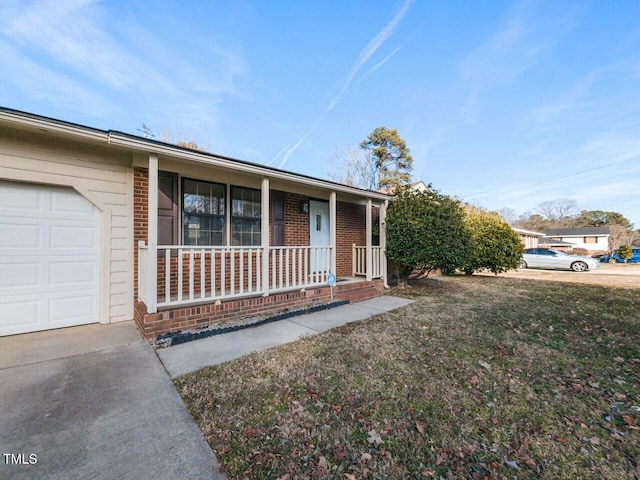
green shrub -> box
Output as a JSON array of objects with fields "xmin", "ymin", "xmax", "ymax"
[
  {"xmin": 386, "ymin": 188, "xmax": 471, "ymax": 279},
  {"xmin": 461, "ymin": 209, "xmax": 524, "ymax": 275}
]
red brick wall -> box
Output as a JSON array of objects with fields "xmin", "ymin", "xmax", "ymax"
[
  {"xmin": 336, "ymin": 201, "xmax": 366, "ymax": 277},
  {"xmin": 284, "ymin": 192, "xmax": 309, "ymax": 246},
  {"xmin": 133, "ymin": 167, "xmax": 149, "ymax": 301}
]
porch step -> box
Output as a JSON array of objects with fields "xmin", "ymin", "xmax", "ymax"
[{"xmin": 336, "ymin": 285, "xmax": 380, "ymax": 303}]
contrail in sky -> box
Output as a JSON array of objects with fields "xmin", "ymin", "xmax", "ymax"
[{"xmin": 275, "ymin": 0, "xmax": 414, "ymax": 168}]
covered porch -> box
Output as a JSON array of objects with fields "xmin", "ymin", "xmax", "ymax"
[{"xmin": 133, "ymin": 152, "xmax": 389, "ymax": 338}]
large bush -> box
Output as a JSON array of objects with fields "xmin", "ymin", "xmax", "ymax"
[
  {"xmin": 461, "ymin": 209, "xmax": 524, "ymax": 274},
  {"xmin": 386, "ymin": 188, "xmax": 471, "ymax": 278}
]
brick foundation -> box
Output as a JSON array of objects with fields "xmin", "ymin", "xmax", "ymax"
[{"xmin": 134, "ymin": 279, "xmax": 384, "ymax": 339}]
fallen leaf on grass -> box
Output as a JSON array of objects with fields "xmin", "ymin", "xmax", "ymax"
[
  {"xmin": 416, "ymin": 421, "xmax": 426, "ymax": 435},
  {"xmin": 506, "ymin": 460, "xmax": 521, "ymax": 470},
  {"xmin": 479, "ymin": 361, "xmax": 492, "ymax": 371},
  {"xmin": 344, "ymin": 474, "xmax": 356, "ymax": 480},
  {"xmin": 613, "ymin": 357, "xmax": 624, "ymax": 363},
  {"xmin": 367, "ymin": 429, "xmax": 383, "ymax": 445}
]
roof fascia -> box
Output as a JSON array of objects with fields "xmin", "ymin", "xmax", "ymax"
[{"xmin": 108, "ymin": 132, "xmax": 390, "ymax": 201}]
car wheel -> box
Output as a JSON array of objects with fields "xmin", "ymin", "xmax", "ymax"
[
  {"xmin": 519, "ymin": 260, "xmax": 527, "ymax": 268},
  {"xmin": 608, "ymin": 258, "xmax": 616, "ymax": 264},
  {"xmin": 571, "ymin": 261, "xmax": 588, "ymax": 272}
]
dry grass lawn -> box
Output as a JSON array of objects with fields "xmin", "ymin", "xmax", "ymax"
[{"xmin": 176, "ymin": 275, "xmax": 640, "ymax": 479}]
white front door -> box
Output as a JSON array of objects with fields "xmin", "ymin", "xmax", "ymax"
[
  {"xmin": 309, "ymin": 200, "xmax": 330, "ymax": 273},
  {"xmin": 0, "ymin": 181, "xmax": 100, "ymax": 336}
]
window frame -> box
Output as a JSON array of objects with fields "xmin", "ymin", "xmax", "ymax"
[
  {"xmin": 181, "ymin": 177, "xmax": 227, "ymax": 247},
  {"xmin": 230, "ymin": 185, "xmax": 262, "ymax": 247}
]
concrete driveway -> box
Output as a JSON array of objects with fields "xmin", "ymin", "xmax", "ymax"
[{"xmin": 0, "ymin": 322, "xmax": 224, "ymax": 480}]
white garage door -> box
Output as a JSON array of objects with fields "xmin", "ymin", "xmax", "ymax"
[{"xmin": 0, "ymin": 181, "xmax": 100, "ymax": 336}]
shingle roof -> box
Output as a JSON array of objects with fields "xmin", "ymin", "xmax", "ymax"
[
  {"xmin": 538, "ymin": 236, "xmax": 576, "ymax": 246},
  {"xmin": 544, "ymin": 226, "xmax": 610, "ymax": 236}
]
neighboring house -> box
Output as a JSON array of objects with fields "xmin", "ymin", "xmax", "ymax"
[
  {"xmin": 543, "ymin": 227, "xmax": 611, "ymax": 253},
  {"xmin": 537, "ymin": 236, "xmax": 576, "ymax": 252},
  {"xmin": 0, "ymin": 108, "xmax": 389, "ymax": 338},
  {"xmin": 377, "ymin": 180, "xmax": 429, "ymax": 196},
  {"xmin": 512, "ymin": 228, "xmax": 544, "ymax": 249}
]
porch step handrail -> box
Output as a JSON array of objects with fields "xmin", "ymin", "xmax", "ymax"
[{"xmin": 352, "ymin": 244, "xmax": 384, "ymax": 279}]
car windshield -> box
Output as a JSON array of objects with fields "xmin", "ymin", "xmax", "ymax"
[{"xmin": 550, "ymin": 249, "xmax": 569, "ymax": 256}]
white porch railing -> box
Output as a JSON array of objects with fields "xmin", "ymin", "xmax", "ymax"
[
  {"xmin": 269, "ymin": 246, "xmax": 332, "ymax": 292},
  {"xmin": 138, "ymin": 243, "xmax": 335, "ymax": 309},
  {"xmin": 154, "ymin": 245, "xmax": 264, "ymax": 308},
  {"xmin": 352, "ymin": 244, "xmax": 384, "ymax": 279}
]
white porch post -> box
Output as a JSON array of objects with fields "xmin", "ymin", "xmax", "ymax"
[
  {"xmin": 261, "ymin": 177, "xmax": 270, "ymax": 296},
  {"xmin": 365, "ymin": 198, "xmax": 372, "ymax": 281},
  {"xmin": 147, "ymin": 154, "xmax": 158, "ymax": 313},
  {"xmin": 330, "ymin": 191, "xmax": 337, "ymax": 274},
  {"xmin": 380, "ymin": 199, "xmax": 389, "ymax": 288}
]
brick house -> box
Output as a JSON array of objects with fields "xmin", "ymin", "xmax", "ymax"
[
  {"xmin": 512, "ymin": 228, "xmax": 544, "ymax": 249},
  {"xmin": 0, "ymin": 107, "xmax": 389, "ymax": 338}
]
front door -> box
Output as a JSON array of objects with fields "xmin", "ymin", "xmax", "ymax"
[{"xmin": 309, "ymin": 200, "xmax": 330, "ymax": 273}]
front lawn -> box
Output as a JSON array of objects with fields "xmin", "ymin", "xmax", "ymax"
[{"xmin": 176, "ymin": 276, "xmax": 640, "ymax": 479}]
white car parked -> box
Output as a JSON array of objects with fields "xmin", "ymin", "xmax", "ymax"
[{"xmin": 520, "ymin": 248, "xmax": 600, "ymax": 272}]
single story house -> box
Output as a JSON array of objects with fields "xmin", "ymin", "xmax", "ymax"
[
  {"xmin": 543, "ymin": 227, "xmax": 610, "ymax": 253},
  {"xmin": 0, "ymin": 107, "xmax": 389, "ymax": 338},
  {"xmin": 512, "ymin": 228, "xmax": 544, "ymax": 249}
]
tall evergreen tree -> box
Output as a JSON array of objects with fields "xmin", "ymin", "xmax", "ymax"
[{"xmin": 360, "ymin": 126, "xmax": 413, "ymax": 191}]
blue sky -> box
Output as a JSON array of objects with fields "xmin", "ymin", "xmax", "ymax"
[{"xmin": 1, "ymin": 0, "xmax": 639, "ymax": 227}]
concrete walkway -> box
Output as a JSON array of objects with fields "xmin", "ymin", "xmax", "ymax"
[
  {"xmin": 157, "ymin": 295, "xmax": 413, "ymax": 378},
  {"xmin": 0, "ymin": 322, "xmax": 224, "ymax": 480}
]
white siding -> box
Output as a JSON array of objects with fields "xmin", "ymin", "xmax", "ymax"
[{"xmin": 0, "ymin": 128, "xmax": 133, "ymax": 323}]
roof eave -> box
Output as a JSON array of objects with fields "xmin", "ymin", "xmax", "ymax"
[
  {"xmin": 0, "ymin": 107, "xmax": 390, "ymax": 201},
  {"xmin": 108, "ymin": 132, "xmax": 390, "ymax": 200}
]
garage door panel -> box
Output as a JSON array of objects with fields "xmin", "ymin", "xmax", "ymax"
[
  {"xmin": 49, "ymin": 295, "xmax": 97, "ymax": 323},
  {"xmin": 0, "ymin": 180, "xmax": 100, "ymax": 336},
  {"xmin": 0, "ymin": 263, "xmax": 41, "ymax": 289},
  {"xmin": 0, "ymin": 182, "xmax": 41, "ymax": 210},
  {"xmin": 49, "ymin": 261, "xmax": 97, "ymax": 285},
  {"xmin": 50, "ymin": 188, "xmax": 96, "ymax": 216},
  {"xmin": 49, "ymin": 225, "xmax": 98, "ymax": 249},
  {"xmin": 0, "ymin": 223, "xmax": 41, "ymax": 248},
  {"xmin": 0, "ymin": 300, "xmax": 40, "ymax": 329}
]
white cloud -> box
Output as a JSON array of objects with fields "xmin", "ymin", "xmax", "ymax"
[{"xmin": 0, "ymin": 0, "xmax": 247, "ymax": 145}]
